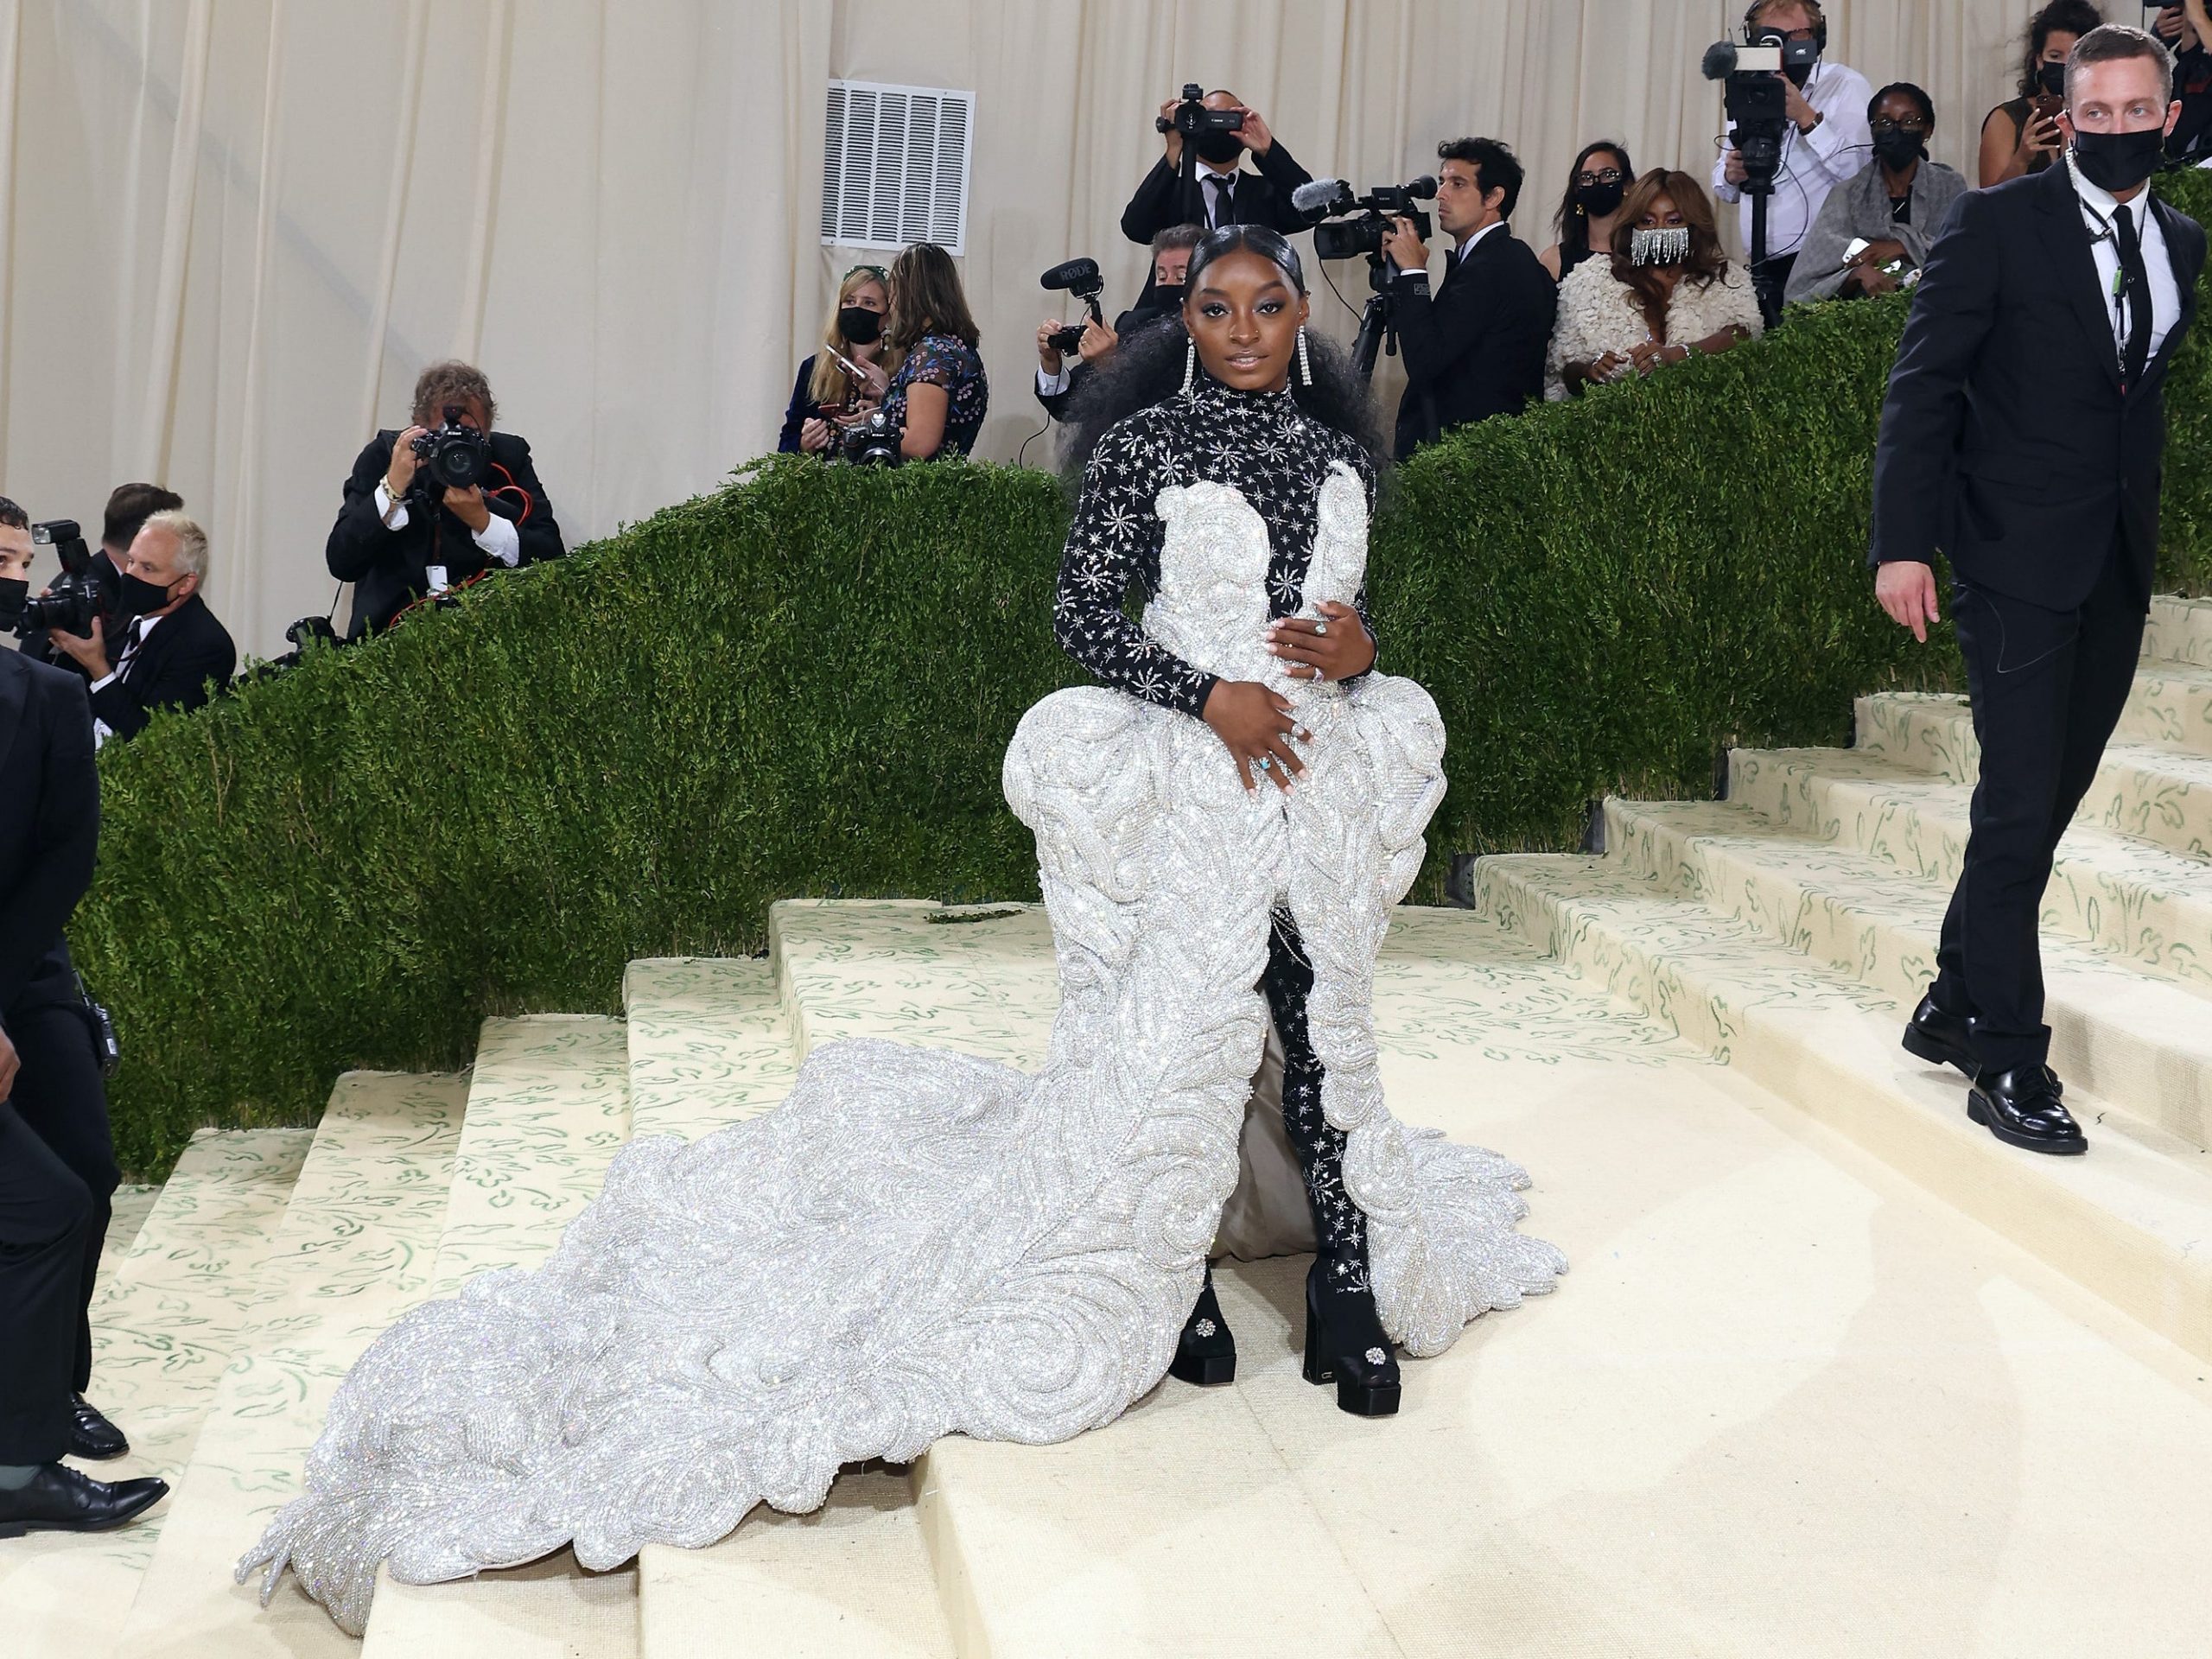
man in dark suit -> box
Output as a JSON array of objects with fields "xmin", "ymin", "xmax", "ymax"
[
  {"xmin": 44, "ymin": 510, "xmax": 235, "ymax": 746},
  {"xmin": 327, "ymin": 360, "xmax": 563, "ymax": 639},
  {"xmin": 0, "ymin": 497, "xmax": 168, "ymax": 1535},
  {"xmin": 22, "ymin": 482, "xmax": 182, "ymax": 677},
  {"xmin": 1381, "ymin": 136, "xmax": 1560, "ymax": 460},
  {"xmin": 1122, "ymin": 90, "xmax": 1314, "ymax": 251},
  {"xmin": 1871, "ymin": 23, "xmax": 2205, "ymax": 1154}
]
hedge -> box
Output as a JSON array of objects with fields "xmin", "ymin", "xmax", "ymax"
[{"xmin": 78, "ymin": 172, "xmax": 2212, "ymax": 1178}]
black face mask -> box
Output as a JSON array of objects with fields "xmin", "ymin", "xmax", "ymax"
[
  {"xmin": 2037, "ymin": 61, "xmax": 2068, "ymax": 99},
  {"xmin": 1194, "ymin": 130, "xmax": 1245, "ymax": 166},
  {"xmin": 837, "ymin": 305, "xmax": 883, "ymax": 345},
  {"xmin": 1574, "ymin": 177, "xmax": 1627, "ymax": 219},
  {"xmin": 0, "ymin": 575, "xmax": 25, "ymax": 631},
  {"xmin": 1872, "ymin": 129, "xmax": 1926, "ymax": 171},
  {"xmin": 1149, "ymin": 282, "xmax": 1187, "ymax": 315},
  {"xmin": 2073, "ymin": 124, "xmax": 2167, "ymax": 194},
  {"xmin": 118, "ymin": 572, "xmax": 175, "ymax": 619}
]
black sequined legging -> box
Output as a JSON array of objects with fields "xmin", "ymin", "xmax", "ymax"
[{"xmin": 1260, "ymin": 907, "xmax": 1370, "ymax": 1286}]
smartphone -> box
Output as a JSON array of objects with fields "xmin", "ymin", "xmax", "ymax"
[
  {"xmin": 2030, "ymin": 91, "xmax": 2063, "ymax": 123},
  {"xmin": 823, "ymin": 345, "xmax": 872, "ymax": 385}
]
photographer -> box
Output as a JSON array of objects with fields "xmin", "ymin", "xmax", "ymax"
[
  {"xmin": 1379, "ymin": 137, "xmax": 1558, "ymax": 460},
  {"xmin": 44, "ymin": 510, "xmax": 235, "ymax": 747},
  {"xmin": 22, "ymin": 483, "xmax": 181, "ymax": 677},
  {"xmin": 1036, "ymin": 226, "xmax": 1203, "ymax": 423},
  {"xmin": 0, "ymin": 497, "xmax": 168, "ymax": 1537},
  {"xmin": 1787, "ymin": 84, "xmax": 1967, "ymax": 304},
  {"xmin": 327, "ymin": 361, "xmax": 563, "ymax": 639},
  {"xmin": 1711, "ymin": 0, "xmax": 1873, "ymax": 320},
  {"xmin": 1980, "ymin": 3, "xmax": 2101, "ymax": 185},
  {"xmin": 1121, "ymin": 88, "xmax": 1314, "ymax": 248}
]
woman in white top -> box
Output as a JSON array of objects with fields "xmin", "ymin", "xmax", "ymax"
[{"xmin": 1546, "ymin": 169, "xmax": 1763, "ymax": 401}]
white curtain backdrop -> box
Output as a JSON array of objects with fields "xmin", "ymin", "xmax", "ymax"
[{"xmin": 2, "ymin": 0, "xmax": 2051, "ymax": 656}]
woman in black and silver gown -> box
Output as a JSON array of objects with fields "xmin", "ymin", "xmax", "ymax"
[{"xmin": 238, "ymin": 226, "xmax": 1563, "ymax": 1636}]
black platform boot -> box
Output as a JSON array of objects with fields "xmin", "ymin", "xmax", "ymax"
[
  {"xmin": 1302, "ymin": 1251, "xmax": 1401, "ymax": 1418},
  {"xmin": 1169, "ymin": 1263, "xmax": 1236, "ymax": 1386}
]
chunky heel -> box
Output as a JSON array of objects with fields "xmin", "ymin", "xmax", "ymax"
[
  {"xmin": 1168, "ymin": 1265, "xmax": 1236, "ymax": 1386},
  {"xmin": 1300, "ymin": 1257, "xmax": 1400, "ymax": 1418}
]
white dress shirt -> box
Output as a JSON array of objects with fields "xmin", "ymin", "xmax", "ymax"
[
  {"xmin": 374, "ymin": 480, "xmax": 522, "ymax": 568},
  {"xmin": 1711, "ymin": 59, "xmax": 1875, "ymax": 264},
  {"xmin": 2069, "ymin": 152, "xmax": 2183, "ymax": 369}
]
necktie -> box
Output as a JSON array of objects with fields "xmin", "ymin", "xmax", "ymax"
[
  {"xmin": 1209, "ymin": 175, "xmax": 1234, "ymax": 228},
  {"xmin": 2115, "ymin": 200, "xmax": 2153, "ymax": 390},
  {"xmin": 117, "ymin": 618, "xmax": 144, "ymax": 677}
]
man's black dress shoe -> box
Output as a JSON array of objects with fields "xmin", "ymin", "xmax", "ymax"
[
  {"xmin": 1901, "ymin": 993, "xmax": 1977, "ymax": 1077},
  {"xmin": 69, "ymin": 1393, "xmax": 129, "ymax": 1460},
  {"xmin": 1967, "ymin": 1065, "xmax": 2088, "ymax": 1155},
  {"xmin": 0, "ymin": 1464, "xmax": 168, "ymax": 1537}
]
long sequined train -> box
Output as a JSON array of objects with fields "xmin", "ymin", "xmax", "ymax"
[{"xmin": 238, "ymin": 445, "xmax": 1565, "ymax": 1637}]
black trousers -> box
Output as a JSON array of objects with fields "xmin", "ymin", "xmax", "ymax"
[
  {"xmin": 1258, "ymin": 910, "xmax": 1370, "ymax": 1286},
  {"xmin": 0, "ymin": 1096, "xmax": 95, "ymax": 1464},
  {"xmin": 1931, "ymin": 549, "xmax": 2145, "ymax": 1073}
]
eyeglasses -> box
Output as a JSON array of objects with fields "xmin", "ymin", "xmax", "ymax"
[
  {"xmin": 1868, "ymin": 118, "xmax": 1930, "ymax": 135},
  {"xmin": 1576, "ymin": 168, "xmax": 1625, "ymax": 187}
]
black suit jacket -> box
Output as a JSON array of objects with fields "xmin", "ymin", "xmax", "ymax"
[
  {"xmin": 1391, "ymin": 226, "xmax": 1559, "ymax": 460},
  {"xmin": 1120, "ymin": 143, "xmax": 1315, "ymax": 245},
  {"xmin": 0, "ymin": 652, "xmax": 97, "ymax": 1022},
  {"xmin": 327, "ymin": 430, "xmax": 564, "ymax": 639},
  {"xmin": 1872, "ymin": 162, "xmax": 2206, "ymax": 609},
  {"xmin": 86, "ymin": 592, "xmax": 235, "ymax": 743}
]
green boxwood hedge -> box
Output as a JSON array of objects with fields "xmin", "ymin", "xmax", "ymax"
[{"xmin": 78, "ymin": 172, "xmax": 2212, "ymax": 1177}]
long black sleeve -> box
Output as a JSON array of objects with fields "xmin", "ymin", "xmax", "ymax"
[
  {"xmin": 778, "ymin": 358, "xmax": 817, "ymax": 453},
  {"xmin": 0, "ymin": 673, "xmax": 97, "ymax": 1012},
  {"xmin": 1121, "ymin": 154, "xmax": 1191, "ymax": 245},
  {"xmin": 87, "ymin": 609, "xmax": 234, "ymax": 741},
  {"xmin": 1055, "ymin": 422, "xmax": 1219, "ymax": 716},
  {"xmin": 491, "ymin": 437, "xmax": 563, "ymax": 567},
  {"xmin": 327, "ymin": 435, "xmax": 400, "ymax": 583},
  {"xmin": 1249, "ymin": 140, "xmax": 1315, "ymax": 232}
]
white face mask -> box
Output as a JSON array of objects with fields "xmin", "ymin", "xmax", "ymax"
[{"xmin": 1630, "ymin": 226, "xmax": 1692, "ymax": 267}]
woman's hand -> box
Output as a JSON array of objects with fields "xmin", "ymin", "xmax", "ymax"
[
  {"xmin": 1267, "ymin": 601, "xmax": 1376, "ymax": 681},
  {"xmin": 853, "ymin": 358, "xmax": 890, "ymax": 399},
  {"xmin": 799, "ymin": 416, "xmax": 833, "ymax": 454},
  {"xmin": 1204, "ymin": 679, "xmax": 1307, "ymax": 791},
  {"xmin": 2019, "ymin": 110, "xmax": 2063, "ymax": 167}
]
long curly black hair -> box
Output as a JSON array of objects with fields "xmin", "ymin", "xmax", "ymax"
[{"xmin": 1059, "ymin": 225, "xmax": 1386, "ymax": 484}]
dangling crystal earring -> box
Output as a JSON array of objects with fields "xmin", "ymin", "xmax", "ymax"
[
  {"xmin": 1181, "ymin": 339, "xmax": 1196, "ymax": 396},
  {"xmin": 1296, "ymin": 326, "xmax": 1313, "ymax": 387}
]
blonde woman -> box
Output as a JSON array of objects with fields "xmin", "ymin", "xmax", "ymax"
[{"xmin": 779, "ymin": 264, "xmax": 891, "ymax": 454}]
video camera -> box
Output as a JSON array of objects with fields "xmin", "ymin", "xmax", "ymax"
[
  {"xmin": 1040, "ymin": 256, "xmax": 1106, "ymax": 355},
  {"xmin": 410, "ymin": 404, "xmax": 491, "ymax": 493},
  {"xmin": 9, "ymin": 520, "xmax": 101, "ymax": 640},
  {"xmin": 1155, "ymin": 83, "xmax": 1244, "ymax": 139},
  {"xmin": 836, "ymin": 407, "xmax": 903, "ymax": 467},
  {"xmin": 1701, "ymin": 37, "xmax": 1796, "ymax": 197},
  {"xmin": 1301, "ymin": 177, "xmax": 1437, "ymax": 262}
]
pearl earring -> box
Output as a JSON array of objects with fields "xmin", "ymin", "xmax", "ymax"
[{"xmin": 1181, "ymin": 340, "xmax": 1196, "ymax": 396}]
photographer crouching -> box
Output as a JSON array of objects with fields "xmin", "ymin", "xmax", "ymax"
[
  {"xmin": 1036, "ymin": 225, "xmax": 1204, "ymax": 422},
  {"xmin": 0, "ymin": 497, "xmax": 168, "ymax": 1537},
  {"xmin": 327, "ymin": 362, "xmax": 563, "ymax": 639}
]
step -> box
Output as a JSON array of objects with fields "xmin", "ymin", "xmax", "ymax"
[
  {"xmin": 1605, "ymin": 795, "xmax": 2212, "ymax": 1150},
  {"xmin": 0, "ymin": 1129, "xmax": 311, "ymax": 1658},
  {"xmin": 2120, "ymin": 658, "xmax": 2212, "ymax": 754},
  {"xmin": 2144, "ymin": 593, "xmax": 2212, "ymax": 667},
  {"xmin": 770, "ymin": 902, "xmax": 2212, "ymax": 1656},
  {"xmin": 99, "ymin": 1182, "xmax": 161, "ymax": 1284},
  {"xmin": 359, "ymin": 1017, "xmax": 639, "ymax": 1657},
  {"xmin": 622, "ymin": 944, "xmax": 958, "ymax": 1659},
  {"xmin": 1475, "ymin": 854, "xmax": 2212, "ymax": 1367},
  {"xmin": 1857, "ymin": 691, "xmax": 2212, "ymax": 862},
  {"xmin": 108, "ymin": 1072, "xmax": 467, "ymax": 1659},
  {"xmin": 623, "ymin": 957, "xmax": 797, "ymax": 1138},
  {"xmin": 1728, "ymin": 745, "xmax": 2212, "ymax": 989}
]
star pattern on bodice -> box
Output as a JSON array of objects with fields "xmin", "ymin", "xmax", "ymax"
[{"xmin": 1055, "ymin": 378, "xmax": 1378, "ymax": 718}]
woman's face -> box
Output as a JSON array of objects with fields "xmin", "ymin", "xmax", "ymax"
[
  {"xmin": 1183, "ymin": 247, "xmax": 1309, "ymax": 393},
  {"xmin": 1577, "ymin": 150, "xmax": 1627, "ymax": 194},
  {"xmin": 848, "ymin": 279, "xmax": 887, "ymax": 315},
  {"xmin": 1636, "ymin": 192, "xmax": 1686, "ymax": 232},
  {"xmin": 2040, "ymin": 30, "xmax": 2079, "ymax": 67}
]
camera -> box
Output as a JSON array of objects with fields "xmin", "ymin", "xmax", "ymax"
[
  {"xmin": 1701, "ymin": 31, "xmax": 1815, "ymax": 196},
  {"xmin": 410, "ymin": 404, "xmax": 490, "ymax": 493},
  {"xmin": 10, "ymin": 520, "xmax": 100, "ymax": 640},
  {"xmin": 1154, "ymin": 82, "xmax": 1245, "ymax": 138},
  {"xmin": 1040, "ymin": 256, "xmax": 1106, "ymax": 354},
  {"xmin": 1307, "ymin": 178, "xmax": 1436, "ymax": 262},
  {"xmin": 836, "ymin": 407, "xmax": 904, "ymax": 467}
]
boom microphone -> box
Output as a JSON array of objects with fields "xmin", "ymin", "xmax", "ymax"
[
  {"xmin": 1039, "ymin": 257, "xmax": 1103, "ymax": 293},
  {"xmin": 1292, "ymin": 177, "xmax": 1354, "ymax": 216},
  {"xmin": 1702, "ymin": 40, "xmax": 1739, "ymax": 79}
]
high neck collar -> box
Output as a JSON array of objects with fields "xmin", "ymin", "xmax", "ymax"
[{"xmin": 1188, "ymin": 369, "xmax": 1296, "ymax": 410}]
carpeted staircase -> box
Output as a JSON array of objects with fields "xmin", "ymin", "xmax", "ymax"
[{"xmin": 5, "ymin": 601, "xmax": 2212, "ymax": 1656}]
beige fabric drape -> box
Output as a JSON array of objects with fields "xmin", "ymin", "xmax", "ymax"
[{"xmin": 3, "ymin": 0, "xmax": 2052, "ymax": 656}]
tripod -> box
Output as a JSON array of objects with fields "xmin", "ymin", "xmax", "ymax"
[{"xmin": 1351, "ymin": 251, "xmax": 1401, "ymax": 383}]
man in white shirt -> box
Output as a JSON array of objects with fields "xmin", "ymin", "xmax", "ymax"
[{"xmin": 1712, "ymin": 0, "xmax": 1873, "ymax": 321}]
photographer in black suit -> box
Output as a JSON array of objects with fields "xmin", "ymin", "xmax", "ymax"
[
  {"xmin": 22, "ymin": 483, "xmax": 181, "ymax": 677},
  {"xmin": 44, "ymin": 511, "xmax": 235, "ymax": 747},
  {"xmin": 1381, "ymin": 137, "xmax": 1559, "ymax": 460},
  {"xmin": 327, "ymin": 361, "xmax": 563, "ymax": 639},
  {"xmin": 1872, "ymin": 24, "xmax": 2206, "ymax": 1154},
  {"xmin": 0, "ymin": 497, "xmax": 168, "ymax": 1535},
  {"xmin": 1122, "ymin": 89, "xmax": 1314, "ymax": 249}
]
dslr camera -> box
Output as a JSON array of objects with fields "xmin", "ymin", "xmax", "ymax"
[
  {"xmin": 10, "ymin": 520, "xmax": 100, "ymax": 640},
  {"xmin": 1155, "ymin": 83, "xmax": 1244, "ymax": 138},
  {"xmin": 1307, "ymin": 178, "xmax": 1436, "ymax": 262},
  {"xmin": 836, "ymin": 407, "xmax": 904, "ymax": 467},
  {"xmin": 1040, "ymin": 256, "xmax": 1106, "ymax": 354},
  {"xmin": 410, "ymin": 404, "xmax": 491, "ymax": 493}
]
